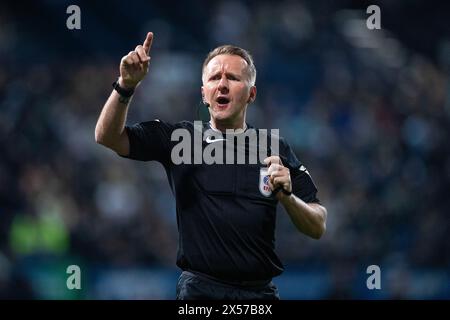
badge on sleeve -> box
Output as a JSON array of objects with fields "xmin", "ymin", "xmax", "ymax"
[{"xmin": 259, "ymin": 167, "xmax": 272, "ymax": 197}]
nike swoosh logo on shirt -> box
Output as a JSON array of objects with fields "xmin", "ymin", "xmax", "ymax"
[{"xmin": 205, "ymin": 136, "xmax": 227, "ymax": 143}]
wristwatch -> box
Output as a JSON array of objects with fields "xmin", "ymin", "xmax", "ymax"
[{"xmin": 112, "ymin": 78, "xmax": 135, "ymax": 98}]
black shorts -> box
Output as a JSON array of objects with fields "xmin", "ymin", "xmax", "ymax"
[{"xmin": 176, "ymin": 271, "xmax": 280, "ymax": 300}]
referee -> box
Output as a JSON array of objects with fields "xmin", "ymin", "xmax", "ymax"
[{"xmin": 95, "ymin": 32, "xmax": 327, "ymax": 300}]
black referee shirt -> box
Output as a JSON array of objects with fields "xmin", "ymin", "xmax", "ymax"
[{"xmin": 123, "ymin": 120, "xmax": 320, "ymax": 281}]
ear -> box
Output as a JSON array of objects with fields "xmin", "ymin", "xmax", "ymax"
[
  {"xmin": 247, "ymin": 86, "xmax": 257, "ymax": 104},
  {"xmin": 201, "ymin": 86, "xmax": 206, "ymax": 104}
]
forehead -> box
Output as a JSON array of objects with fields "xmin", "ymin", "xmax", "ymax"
[{"xmin": 204, "ymin": 54, "xmax": 248, "ymax": 75}]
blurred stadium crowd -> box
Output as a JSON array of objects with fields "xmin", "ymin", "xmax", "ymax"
[{"xmin": 0, "ymin": 0, "xmax": 449, "ymax": 299}]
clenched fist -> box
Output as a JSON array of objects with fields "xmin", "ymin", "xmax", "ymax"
[
  {"xmin": 264, "ymin": 156, "xmax": 292, "ymax": 200},
  {"xmin": 119, "ymin": 32, "xmax": 153, "ymax": 89}
]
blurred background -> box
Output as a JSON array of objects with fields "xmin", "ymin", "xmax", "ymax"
[{"xmin": 1, "ymin": 0, "xmax": 449, "ymax": 299}]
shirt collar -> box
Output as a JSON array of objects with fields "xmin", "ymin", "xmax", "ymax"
[{"xmin": 208, "ymin": 121, "xmax": 248, "ymax": 134}]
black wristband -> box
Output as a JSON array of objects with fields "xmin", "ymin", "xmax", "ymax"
[{"xmin": 112, "ymin": 79, "xmax": 135, "ymax": 98}]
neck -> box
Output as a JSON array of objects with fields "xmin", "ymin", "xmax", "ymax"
[{"xmin": 209, "ymin": 119, "xmax": 247, "ymax": 133}]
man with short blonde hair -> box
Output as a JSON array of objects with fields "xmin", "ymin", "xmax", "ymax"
[
  {"xmin": 95, "ymin": 32, "xmax": 327, "ymax": 300},
  {"xmin": 202, "ymin": 45, "xmax": 257, "ymax": 86}
]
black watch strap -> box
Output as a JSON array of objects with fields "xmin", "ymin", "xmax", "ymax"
[{"xmin": 112, "ymin": 79, "xmax": 135, "ymax": 98}]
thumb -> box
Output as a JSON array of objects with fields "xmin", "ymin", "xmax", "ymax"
[{"xmin": 264, "ymin": 156, "xmax": 282, "ymax": 167}]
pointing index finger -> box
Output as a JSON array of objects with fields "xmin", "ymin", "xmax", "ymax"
[{"xmin": 143, "ymin": 32, "xmax": 153, "ymax": 54}]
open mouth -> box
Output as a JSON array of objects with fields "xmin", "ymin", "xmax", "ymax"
[{"xmin": 216, "ymin": 97, "xmax": 230, "ymax": 105}]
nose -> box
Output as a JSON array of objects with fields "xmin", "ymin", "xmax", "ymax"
[{"xmin": 218, "ymin": 75, "xmax": 229, "ymax": 93}]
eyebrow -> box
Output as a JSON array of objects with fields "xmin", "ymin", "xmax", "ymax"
[{"xmin": 208, "ymin": 71, "xmax": 241, "ymax": 79}]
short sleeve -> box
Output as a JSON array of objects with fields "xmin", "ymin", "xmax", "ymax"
[
  {"xmin": 122, "ymin": 120, "xmax": 175, "ymax": 164},
  {"xmin": 279, "ymin": 138, "xmax": 320, "ymax": 204}
]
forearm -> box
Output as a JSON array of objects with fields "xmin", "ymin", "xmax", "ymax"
[
  {"xmin": 95, "ymin": 79, "xmax": 132, "ymax": 149},
  {"xmin": 95, "ymin": 32, "xmax": 152, "ymax": 154},
  {"xmin": 95, "ymin": 90, "xmax": 132, "ymax": 156},
  {"xmin": 280, "ymin": 195, "xmax": 327, "ymax": 239}
]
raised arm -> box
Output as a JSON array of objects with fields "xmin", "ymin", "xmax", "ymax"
[{"xmin": 95, "ymin": 32, "xmax": 153, "ymax": 156}]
